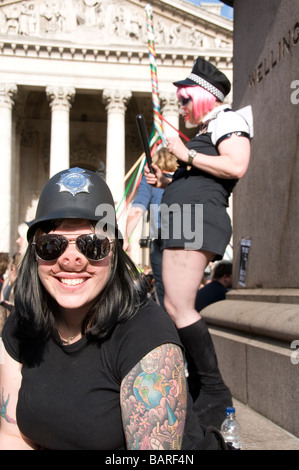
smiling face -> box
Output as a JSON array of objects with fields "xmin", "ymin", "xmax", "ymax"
[
  {"xmin": 37, "ymin": 219, "xmax": 113, "ymax": 317},
  {"xmin": 180, "ymin": 95, "xmax": 212, "ymax": 127},
  {"xmin": 181, "ymin": 98, "xmax": 201, "ymax": 126},
  {"xmin": 177, "ymin": 86, "xmax": 218, "ymax": 127}
]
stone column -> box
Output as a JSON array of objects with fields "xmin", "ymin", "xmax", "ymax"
[
  {"xmin": 102, "ymin": 89, "xmax": 131, "ymax": 205},
  {"xmin": 11, "ymin": 97, "xmax": 24, "ymax": 251},
  {"xmin": 46, "ymin": 86, "xmax": 75, "ymax": 177},
  {"xmin": 160, "ymin": 92, "xmax": 180, "ymax": 137},
  {"xmin": 0, "ymin": 83, "xmax": 17, "ymax": 252}
]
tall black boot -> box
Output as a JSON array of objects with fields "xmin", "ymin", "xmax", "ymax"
[{"xmin": 178, "ymin": 318, "xmax": 232, "ymax": 429}]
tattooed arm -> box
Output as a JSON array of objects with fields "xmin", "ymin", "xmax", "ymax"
[
  {"xmin": 0, "ymin": 344, "xmax": 36, "ymax": 449},
  {"xmin": 120, "ymin": 343, "xmax": 187, "ymax": 450}
]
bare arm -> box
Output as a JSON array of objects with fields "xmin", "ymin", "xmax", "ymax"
[
  {"xmin": 123, "ymin": 206, "xmax": 145, "ymax": 254},
  {"xmin": 166, "ymin": 133, "xmax": 251, "ymax": 179},
  {"xmin": 120, "ymin": 343, "xmax": 187, "ymax": 450},
  {"xmin": 0, "ymin": 342, "xmax": 36, "ymax": 449}
]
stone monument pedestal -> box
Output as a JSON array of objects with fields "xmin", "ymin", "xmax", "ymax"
[
  {"xmin": 204, "ymin": 0, "xmax": 299, "ymax": 437},
  {"xmin": 202, "ymin": 290, "xmax": 299, "ymax": 436}
]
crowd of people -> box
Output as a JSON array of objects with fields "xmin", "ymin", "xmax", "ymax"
[
  {"xmin": 0, "ymin": 57, "xmax": 251, "ymax": 450},
  {"xmin": 0, "ymin": 222, "xmax": 31, "ymax": 332}
]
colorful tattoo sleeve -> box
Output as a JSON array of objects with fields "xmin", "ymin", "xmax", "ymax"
[
  {"xmin": 0, "ymin": 388, "xmax": 17, "ymax": 424},
  {"xmin": 120, "ymin": 343, "xmax": 187, "ymax": 450}
]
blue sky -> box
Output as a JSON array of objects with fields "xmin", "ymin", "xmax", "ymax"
[{"xmin": 186, "ymin": 0, "xmax": 234, "ymax": 20}]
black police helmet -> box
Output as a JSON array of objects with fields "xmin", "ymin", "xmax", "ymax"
[
  {"xmin": 27, "ymin": 167, "xmax": 119, "ymax": 241},
  {"xmin": 173, "ymin": 57, "xmax": 231, "ymax": 102}
]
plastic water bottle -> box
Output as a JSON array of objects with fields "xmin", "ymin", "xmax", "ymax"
[{"xmin": 220, "ymin": 407, "xmax": 242, "ymax": 450}]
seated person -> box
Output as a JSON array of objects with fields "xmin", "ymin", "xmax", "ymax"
[{"xmin": 195, "ymin": 260, "xmax": 232, "ymax": 312}]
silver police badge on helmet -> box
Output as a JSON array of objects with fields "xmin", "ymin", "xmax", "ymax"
[{"xmin": 56, "ymin": 167, "xmax": 93, "ymax": 196}]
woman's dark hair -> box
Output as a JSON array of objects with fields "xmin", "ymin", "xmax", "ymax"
[{"xmin": 14, "ymin": 225, "xmax": 148, "ymax": 343}]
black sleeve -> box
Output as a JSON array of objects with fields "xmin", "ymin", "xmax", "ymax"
[{"xmin": 109, "ymin": 300, "xmax": 183, "ymax": 381}]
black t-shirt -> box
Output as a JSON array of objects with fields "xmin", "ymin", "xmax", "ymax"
[{"xmin": 3, "ymin": 301, "xmax": 190, "ymax": 450}]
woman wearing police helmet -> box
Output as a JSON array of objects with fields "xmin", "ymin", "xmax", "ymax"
[{"xmin": 0, "ymin": 167, "xmax": 229, "ymax": 450}]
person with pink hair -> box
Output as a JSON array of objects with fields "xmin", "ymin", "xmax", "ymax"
[{"xmin": 145, "ymin": 57, "xmax": 251, "ymax": 428}]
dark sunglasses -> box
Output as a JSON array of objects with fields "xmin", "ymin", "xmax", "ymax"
[
  {"xmin": 180, "ymin": 96, "xmax": 192, "ymax": 106},
  {"xmin": 32, "ymin": 233, "xmax": 114, "ymax": 262}
]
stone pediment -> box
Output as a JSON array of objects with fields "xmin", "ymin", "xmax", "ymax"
[{"xmin": 0, "ymin": 0, "xmax": 232, "ymax": 51}]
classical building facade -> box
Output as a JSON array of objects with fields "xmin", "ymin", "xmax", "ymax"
[{"xmin": 0, "ymin": 0, "xmax": 232, "ymax": 257}]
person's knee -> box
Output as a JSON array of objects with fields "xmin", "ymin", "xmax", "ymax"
[{"xmin": 164, "ymin": 295, "xmax": 178, "ymax": 322}]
